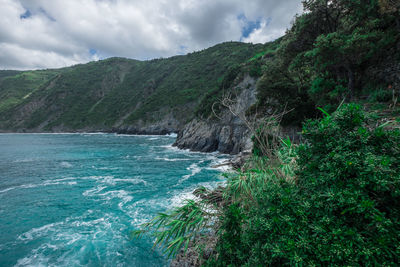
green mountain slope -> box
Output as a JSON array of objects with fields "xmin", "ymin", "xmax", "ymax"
[{"xmin": 0, "ymin": 42, "xmax": 265, "ymax": 132}]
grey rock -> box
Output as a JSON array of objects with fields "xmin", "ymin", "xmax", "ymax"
[{"xmin": 174, "ymin": 75, "xmax": 257, "ymax": 155}]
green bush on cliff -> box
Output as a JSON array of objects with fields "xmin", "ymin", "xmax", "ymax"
[
  {"xmin": 255, "ymin": 0, "xmax": 399, "ymax": 118},
  {"xmin": 209, "ymin": 104, "xmax": 400, "ymax": 266}
]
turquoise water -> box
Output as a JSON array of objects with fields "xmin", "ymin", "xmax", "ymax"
[{"xmin": 0, "ymin": 134, "xmax": 228, "ymax": 266}]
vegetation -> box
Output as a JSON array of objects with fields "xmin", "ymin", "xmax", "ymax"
[
  {"xmin": 133, "ymin": 0, "xmax": 400, "ymax": 265},
  {"xmin": 209, "ymin": 104, "xmax": 400, "ymax": 266},
  {"xmin": 253, "ymin": 0, "xmax": 400, "ymax": 123},
  {"xmin": 0, "ymin": 42, "xmax": 266, "ymax": 131},
  {"xmin": 0, "ymin": 69, "xmax": 62, "ymax": 113},
  {"xmin": 135, "ymin": 104, "xmax": 400, "ymax": 265}
]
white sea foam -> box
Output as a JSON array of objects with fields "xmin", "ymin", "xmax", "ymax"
[
  {"xmin": 154, "ymin": 156, "xmax": 191, "ymax": 162},
  {"xmin": 0, "ymin": 185, "xmax": 27, "ymax": 194},
  {"xmin": 113, "ymin": 178, "xmax": 147, "ymax": 186},
  {"xmin": 157, "ymin": 144, "xmax": 180, "ymax": 151},
  {"xmin": 15, "ymin": 255, "xmax": 48, "ymax": 267},
  {"xmin": 83, "ymin": 175, "xmax": 146, "ymax": 186},
  {"xmin": 65, "ymin": 233, "xmax": 82, "ymax": 246},
  {"xmin": 206, "ymin": 156, "xmax": 233, "ymax": 172},
  {"xmin": 83, "ymin": 185, "xmax": 107, "ymax": 197},
  {"xmin": 91, "ymin": 166, "xmax": 119, "ymax": 170},
  {"xmin": 167, "ymin": 176, "xmax": 226, "ymax": 209},
  {"xmin": 89, "ymin": 190, "xmax": 134, "ymax": 208},
  {"xmin": 71, "ymin": 217, "xmax": 106, "ymax": 227},
  {"xmin": 51, "ymin": 177, "xmax": 76, "ymax": 182},
  {"xmin": 166, "ymin": 133, "xmax": 178, "ymax": 138},
  {"xmin": 60, "ymin": 162, "xmax": 73, "ymax": 168},
  {"xmin": 177, "ymin": 162, "xmax": 203, "ymax": 184},
  {"xmin": 0, "ymin": 178, "xmax": 77, "ymax": 194},
  {"xmin": 80, "ymin": 132, "xmax": 108, "ymax": 135},
  {"xmin": 128, "ymin": 208, "xmax": 149, "ymax": 226},
  {"xmin": 115, "ymin": 133, "xmax": 160, "ymax": 137},
  {"xmin": 13, "ymin": 158, "xmax": 36, "ymax": 163},
  {"xmin": 168, "ymin": 191, "xmax": 200, "ymax": 208},
  {"xmin": 83, "ymin": 175, "xmax": 115, "ymax": 184},
  {"xmin": 0, "ymin": 132, "xmax": 79, "ymax": 135},
  {"xmin": 18, "ymin": 221, "xmax": 64, "ymax": 241}
]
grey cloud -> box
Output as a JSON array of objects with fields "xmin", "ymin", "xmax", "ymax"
[{"xmin": 0, "ymin": 0, "xmax": 303, "ymax": 70}]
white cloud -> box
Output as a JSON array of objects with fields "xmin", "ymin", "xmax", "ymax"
[{"xmin": 0, "ymin": 0, "xmax": 303, "ymax": 69}]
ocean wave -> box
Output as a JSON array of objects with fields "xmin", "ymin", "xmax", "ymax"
[
  {"xmin": 18, "ymin": 221, "xmax": 64, "ymax": 241},
  {"xmin": 206, "ymin": 156, "xmax": 232, "ymax": 172},
  {"xmin": 168, "ymin": 191, "xmax": 200, "ymax": 208},
  {"xmin": 156, "ymin": 144, "xmax": 180, "ymax": 151},
  {"xmin": 14, "ymin": 213, "xmax": 126, "ymax": 267},
  {"xmin": 84, "ymin": 188, "xmax": 134, "ymax": 208},
  {"xmin": 165, "ymin": 133, "xmax": 178, "ymax": 138},
  {"xmin": 71, "ymin": 217, "xmax": 109, "ymax": 228},
  {"xmin": 91, "ymin": 166, "xmax": 119, "ymax": 170},
  {"xmin": 85, "ymin": 175, "xmax": 115, "ymax": 185},
  {"xmin": 0, "ymin": 178, "xmax": 77, "ymax": 195},
  {"xmin": 114, "ymin": 133, "xmax": 161, "ymax": 137},
  {"xmin": 82, "ymin": 185, "xmax": 107, "ymax": 197},
  {"xmin": 113, "ymin": 178, "xmax": 147, "ymax": 186},
  {"xmin": 177, "ymin": 162, "xmax": 203, "ymax": 184},
  {"xmin": 79, "ymin": 132, "xmax": 108, "ymax": 135},
  {"xmin": 83, "ymin": 175, "xmax": 146, "ymax": 186},
  {"xmin": 0, "ymin": 184, "xmax": 36, "ymax": 194},
  {"xmin": 167, "ymin": 179, "xmax": 226, "ymax": 209},
  {"xmin": 154, "ymin": 156, "xmax": 191, "ymax": 162},
  {"xmin": 97, "ymin": 190, "xmax": 133, "ymax": 204},
  {"xmin": 60, "ymin": 161, "xmax": 73, "ymax": 168},
  {"xmin": 13, "ymin": 158, "xmax": 36, "ymax": 163},
  {"xmin": 127, "ymin": 208, "xmax": 149, "ymax": 226}
]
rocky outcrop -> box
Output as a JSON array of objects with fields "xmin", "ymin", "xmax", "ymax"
[
  {"xmin": 173, "ymin": 119, "xmax": 251, "ymax": 154},
  {"xmin": 113, "ymin": 111, "xmax": 182, "ymax": 135},
  {"xmin": 174, "ymin": 75, "xmax": 257, "ymax": 154},
  {"xmin": 170, "ymin": 235, "xmax": 217, "ymax": 267}
]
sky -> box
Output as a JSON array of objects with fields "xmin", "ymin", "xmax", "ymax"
[{"xmin": 0, "ymin": 0, "xmax": 303, "ymax": 70}]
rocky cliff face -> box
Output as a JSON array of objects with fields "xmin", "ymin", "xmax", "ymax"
[
  {"xmin": 174, "ymin": 75, "xmax": 257, "ymax": 154},
  {"xmin": 113, "ymin": 109, "xmax": 183, "ymax": 135}
]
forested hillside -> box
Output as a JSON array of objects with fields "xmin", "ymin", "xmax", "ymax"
[{"xmin": 0, "ymin": 42, "xmax": 266, "ymax": 133}]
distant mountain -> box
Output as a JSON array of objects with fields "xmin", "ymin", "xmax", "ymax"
[{"xmin": 0, "ymin": 42, "xmax": 266, "ymax": 133}]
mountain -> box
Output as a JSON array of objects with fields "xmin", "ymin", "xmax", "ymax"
[
  {"xmin": 1, "ymin": 0, "xmax": 398, "ymax": 157},
  {"xmin": 0, "ymin": 42, "xmax": 266, "ymax": 135}
]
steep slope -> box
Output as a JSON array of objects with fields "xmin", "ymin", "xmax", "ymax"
[
  {"xmin": 0, "ymin": 42, "xmax": 265, "ymax": 134},
  {"xmin": 0, "ymin": 69, "xmax": 63, "ymax": 114}
]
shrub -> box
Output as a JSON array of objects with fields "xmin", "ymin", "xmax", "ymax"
[
  {"xmin": 368, "ymin": 89, "xmax": 393, "ymax": 102},
  {"xmin": 210, "ymin": 104, "xmax": 400, "ymax": 266}
]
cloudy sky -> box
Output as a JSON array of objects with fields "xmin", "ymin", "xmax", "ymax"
[{"xmin": 0, "ymin": 0, "xmax": 302, "ymax": 70}]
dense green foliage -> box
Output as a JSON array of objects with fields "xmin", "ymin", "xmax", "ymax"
[
  {"xmin": 254, "ymin": 0, "xmax": 399, "ymax": 121},
  {"xmin": 209, "ymin": 104, "xmax": 400, "ymax": 266},
  {"xmin": 133, "ymin": 198, "xmax": 217, "ymax": 258},
  {"xmin": 0, "ymin": 42, "xmax": 265, "ymax": 131},
  {"xmin": 0, "ymin": 69, "xmax": 62, "ymax": 113}
]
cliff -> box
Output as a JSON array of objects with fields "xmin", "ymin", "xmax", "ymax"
[{"xmin": 174, "ymin": 75, "xmax": 257, "ymax": 154}]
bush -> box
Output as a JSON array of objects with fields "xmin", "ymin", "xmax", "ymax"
[
  {"xmin": 210, "ymin": 104, "xmax": 400, "ymax": 266},
  {"xmin": 368, "ymin": 89, "xmax": 393, "ymax": 102}
]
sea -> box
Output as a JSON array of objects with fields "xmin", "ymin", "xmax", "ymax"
[{"xmin": 0, "ymin": 133, "xmax": 229, "ymax": 266}]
